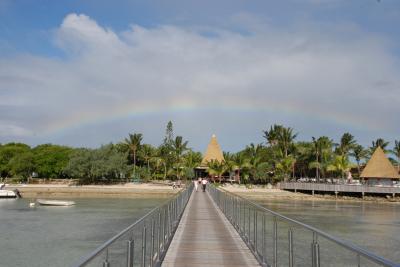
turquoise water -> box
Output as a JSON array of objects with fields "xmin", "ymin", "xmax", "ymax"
[
  {"xmin": 258, "ymin": 199, "xmax": 400, "ymax": 265},
  {"xmin": 0, "ymin": 198, "xmax": 165, "ymax": 267}
]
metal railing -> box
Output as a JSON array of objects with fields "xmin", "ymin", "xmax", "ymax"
[
  {"xmin": 73, "ymin": 183, "xmax": 193, "ymax": 267},
  {"xmin": 208, "ymin": 185, "xmax": 399, "ymax": 267}
]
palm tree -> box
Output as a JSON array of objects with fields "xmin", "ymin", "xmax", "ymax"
[
  {"xmin": 172, "ymin": 136, "xmax": 188, "ymax": 162},
  {"xmin": 277, "ymin": 126, "xmax": 297, "ymax": 157},
  {"xmin": 207, "ymin": 159, "xmax": 226, "ymax": 182},
  {"xmin": 263, "ymin": 124, "xmax": 283, "ymax": 147},
  {"xmin": 172, "ymin": 136, "xmax": 188, "ymax": 179},
  {"xmin": 370, "ymin": 138, "xmax": 390, "ymax": 154},
  {"xmin": 310, "ymin": 137, "xmax": 320, "ymax": 181},
  {"xmin": 232, "ymin": 152, "xmax": 251, "ymax": 183},
  {"xmin": 140, "ymin": 144, "xmax": 154, "ymax": 174},
  {"xmin": 336, "ymin": 133, "xmax": 356, "ymax": 158},
  {"xmin": 391, "ymin": 140, "xmax": 400, "ymax": 172},
  {"xmin": 350, "ymin": 144, "xmax": 368, "ymax": 176},
  {"xmin": 124, "ymin": 133, "xmax": 143, "ymax": 179},
  {"xmin": 309, "ymin": 136, "xmax": 333, "ymax": 182},
  {"xmin": 327, "ymin": 155, "xmax": 353, "ymax": 181},
  {"xmin": 151, "ymin": 155, "xmax": 167, "ymax": 180},
  {"xmin": 182, "ymin": 150, "xmax": 202, "ymax": 179},
  {"xmin": 276, "ymin": 156, "xmax": 296, "ymax": 181}
]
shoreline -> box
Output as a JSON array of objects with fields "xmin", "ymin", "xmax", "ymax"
[
  {"xmin": 4, "ymin": 183, "xmax": 179, "ymax": 199},
  {"xmin": 221, "ymin": 184, "xmax": 400, "ymax": 204}
]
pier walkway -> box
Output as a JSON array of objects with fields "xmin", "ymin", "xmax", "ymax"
[{"xmin": 162, "ymin": 189, "xmax": 260, "ymax": 267}]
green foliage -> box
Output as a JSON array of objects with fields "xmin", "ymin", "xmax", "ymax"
[
  {"xmin": 327, "ymin": 155, "xmax": 354, "ymax": 179},
  {"xmin": 0, "ymin": 143, "xmax": 31, "ymax": 177},
  {"xmin": 32, "ymin": 144, "xmax": 73, "ymax": 178},
  {"xmin": 2, "ymin": 121, "xmax": 398, "ymax": 186},
  {"xmin": 63, "ymin": 144, "xmax": 130, "ymax": 184}
]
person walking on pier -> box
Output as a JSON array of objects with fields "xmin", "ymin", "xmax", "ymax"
[
  {"xmin": 194, "ymin": 179, "xmax": 198, "ymax": 191},
  {"xmin": 201, "ymin": 178, "xmax": 208, "ymax": 192}
]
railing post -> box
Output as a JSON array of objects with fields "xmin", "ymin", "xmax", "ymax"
[
  {"xmin": 127, "ymin": 239, "xmax": 134, "ymax": 267},
  {"xmin": 273, "ymin": 216, "xmax": 278, "ymax": 267},
  {"xmin": 157, "ymin": 211, "xmax": 161, "ymax": 261},
  {"xmin": 254, "ymin": 210, "xmax": 257, "ymax": 251},
  {"xmin": 150, "ymin": 219, "xmax": 155, "ymax": 267},
  {"xmin": 103, "ymin": 248, "xmax": 110, "ymax": 267},
  {"xmin": 311, "ymin": 233, "xmax": 320, "ymax": 267},
  {"xmin": 288, "ymin": 228, "xmax": 293, "ymax": 267},
  {"xmin": 262, "ymin": 214, "xmax": 266, "ymax": 263},
  {"xmin": 248, "ymin": 206, "xmax": 251, "ymax": 242},
  {"xmin": 141, "ymin": 226, "xmax": 147, "ymax": 267}
]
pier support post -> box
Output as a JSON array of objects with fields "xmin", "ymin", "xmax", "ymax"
[
  {"xmin": 362, "ymin": 192, "xmax": 365, "ymax": 199},
  {"xmin": 127, "ymin": 239, "xmax": 134, "ymax": 267},
  {"xmin": 312, "ymin": 190, "xmax": 315, "ymax": 196},
  {"xmin": 335, "ymin": 191, "xmax": 338, "ymax": 199},
  {"xmin": 393, "ymin": 193, "xmax": 395, "ymax": 198}
]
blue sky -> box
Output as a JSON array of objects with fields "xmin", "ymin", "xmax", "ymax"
[{"xmin": 1, "ymin": 0, "xmax": 400, "ymax": 152}]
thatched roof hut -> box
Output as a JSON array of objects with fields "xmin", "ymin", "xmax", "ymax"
[
  {"xmin": 360, "ymin": 147, "xmax": 400, "ymax": 180},
  {"xmin": 200, "ymin": 134, "xmax": 224, "ymax": 166}
]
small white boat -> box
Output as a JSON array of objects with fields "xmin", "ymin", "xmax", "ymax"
[
  {"xmin": 0, "ymin": 190, "xmax": 17, "ymax": 198},
  {"xmin": 37, "ymin": 199, "xmax": 76, "ymax": 206}
]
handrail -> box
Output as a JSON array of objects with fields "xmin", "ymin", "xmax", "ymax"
[
  {"xmin": 73, "ymin": 183, "xmax": 193, "ymax": 267},
  {"xmin": 208, "ymin": 185, "xmax": 399, "ymax": 267}
]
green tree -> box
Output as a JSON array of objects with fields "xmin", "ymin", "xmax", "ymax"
[
  {"xmin": 350, "ymin": 144, "xmax": 368, "ymax": 176},
  {"xmin": 336, "ymin": 133, "xmax": 356, "ymax": 158},
  {"xmin": 391, "ymin": 140, "xmax": 400, "ymax": 172},
  {"xmin": 139, "ymin": 144, "xmax": 155, "ymax": 174},
  {"xmin": 327, "ymin": 155, "xmax": 353, "ymax": 180},
  {"xmin": 8, "ymin": 152, "xmax": 35, "ymax": 179},
  {"xmin": 309, "ymin": 136, "xmax": 333, "ymax": 181},
  {"xmin": 207, "ymin": 159, "xmax": 226, "ymax": 182},
  {"xmin": 370, "ymin": 138, "xmax": 390, "ymax": 154},
  {"xmin": 32, "ymin": 144, "xmax": 73, "ymax": 178},
  {"xmin": 276, "ymin": 156, "xmax": 296, "ymax": 181},
  {"xmin": 0, "ymin": 143, "xmax": 31, "ymax": 178},
  {"xmin": 124, "ymin": 133, "xmax": 143, "ymax": 178},
  {"xmin": 232, "ymin": 152, "xmax": 251, "ymax": 184}
]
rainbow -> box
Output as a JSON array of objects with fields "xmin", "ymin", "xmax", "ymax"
[{"xmin": 42, "ymin": 97, "xmax": 381, "ymax": 136}]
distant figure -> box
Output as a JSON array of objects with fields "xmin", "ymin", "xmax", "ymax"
[
  {"xmin": 194, "ymin": 179, "xmax": 198, "ymax": 191},
  {"xmin": 201, "ymin": 178, "xmax": 208, "ymax": 192},
  {"xmin": 172, "ymin": 181, "xmax": 177, "ymax": 189}
]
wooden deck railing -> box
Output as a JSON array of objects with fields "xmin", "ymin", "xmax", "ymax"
[{"xmin": 280, "ymin": 182, "xmax": 400, "ymax": 195}]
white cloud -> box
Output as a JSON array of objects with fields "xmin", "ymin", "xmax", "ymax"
[
  {"xmin": 0, "ymin": 122, "xmax": 33, "ymax": 137},
  {"xmin": 0, "ymin": 13, "xmax": 399, "ymax": 148}
]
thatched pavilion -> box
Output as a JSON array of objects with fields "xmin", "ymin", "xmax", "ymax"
[
  {"xmin": 194, "ymin": 134, "xmax": 225, "ymax": 179},
  {"xmin": 360, "ymin": 147, "xmax": 400, "ymax": 185}
]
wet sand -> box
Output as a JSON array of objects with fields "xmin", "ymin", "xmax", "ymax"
[{"xmin": 5, "ymin": 183, "xmax": 179, "ymax": 198}]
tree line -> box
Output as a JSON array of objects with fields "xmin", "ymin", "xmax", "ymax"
[{"xmin": 0, "ymin": 122, "xmax": 399, "ymax": 184}]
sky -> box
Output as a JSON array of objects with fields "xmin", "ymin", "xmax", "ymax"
[{"xmin": 0, "ymin": 0, "xmax": 399, "ymax": 152}]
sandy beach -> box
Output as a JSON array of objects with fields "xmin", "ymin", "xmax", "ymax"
[{"xmin": 5, "ymin": 183, "xmax": 179, "ymax": 199}]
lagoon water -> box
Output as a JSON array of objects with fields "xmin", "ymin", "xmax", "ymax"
[
  {"xmin": 258, "ymin": 199, "xmax": 400, "ymax": 265},
  {"xmin": 0, "ymin": 198, "xmax": 165, "ymax": 267},
  {"xmin": 1, "ymin": 197, "xmax": 399, "ymax": 266}
]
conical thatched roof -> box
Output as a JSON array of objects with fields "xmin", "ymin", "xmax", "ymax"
[
  {"xmin": 201, "ymin": 134, "xmax": 224, "ymax": 166},
  {"xmin": 360, "ymin": 147, "xmax": 400, "ymax": 179}
]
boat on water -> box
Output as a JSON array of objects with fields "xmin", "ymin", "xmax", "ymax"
[
  {"xmin": 37, "ymin": 199, "xmax": 76, "ymax": 206},
  {"xmin": 0, "ymin": 190, "xmax": 17, "ymax": 198}
]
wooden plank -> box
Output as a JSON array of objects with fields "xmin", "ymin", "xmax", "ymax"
[{"xmin": 162, "ymin": 189, "xmax": 260, "ymax": 267}]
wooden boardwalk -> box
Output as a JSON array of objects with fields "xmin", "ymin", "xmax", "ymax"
[{"xmin": 162, "ymin": 188, "xmax": 260, "ymax": 267}]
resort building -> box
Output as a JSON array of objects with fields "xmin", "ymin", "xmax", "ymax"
[
  {"xmin": 360, "ymin": 147, "xmax": 400, "ymax": 186},
  {"xmin": 194, "ymin": 134, "xmax": 225, "ymax": 180}
]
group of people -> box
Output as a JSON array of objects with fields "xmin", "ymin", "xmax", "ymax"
[{"xmin": 194, "ymin": 178, "xmax": 208, "ymax": 192}]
